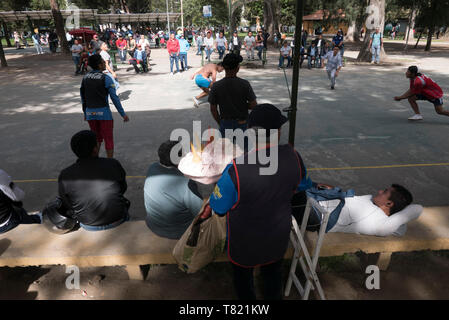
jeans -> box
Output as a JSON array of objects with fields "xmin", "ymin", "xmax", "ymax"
[
  {"xmin": 72, "ymin": 56, "xmax": 81, "ymax": 73},
  {"xmin": 118, "ymin": 49, "xmax": 127, "ymax": 62},
  {"xmin": 179, "ymin": 52, "xmax": 188, "ymax": 70},
  {"xmin": 371, "ymin": 45, "xmax": 381, "ymax": 63},
  {"xmin": 34, "ymin": 42, "xmax": 43, "ymax": 54},
  {"xmin": 0, "ymin": 208, "xmax": 41, "ymax": 234},
  {"xmin": 246, "ymin": 47, "xmax": 254, "ymax": 59},
  {"xmin": 327, "ymin": 68, "xmax": 337, "ymax": 87},
  {"xmin": 308, "ymin": 56, "xmax": 317, "ymax": 68},
  {"xmin": 256, "ymin": 46, "xmax": 264, "ymax": 60},
  {"xmin": 205, "ymin": 48, "xmax": 213, "ymax": 61},
  {"xmin": 220, "ymin": 119, "xmax": 249, "ymax": 151},
  {"xmin": 196, "ymin": 44, "xmax": 202, "ymax": 55},
  {"xmin": 217, "ymin": 46, "xmax": 226, "ymax": 59},
  {"xmin": 80, "ymin": 212, "xmax": 130, "ymax": 231},
  {"xmin": 170, "ymin": 54, "xmax": 180, "ymax": 73},
  {"xmin": 279, "ymin": 55, "xmax": 291, "ymax": 68},
  {"xmin": 231, "ymin": 260, "xmax": 283, "ymax": 300}
]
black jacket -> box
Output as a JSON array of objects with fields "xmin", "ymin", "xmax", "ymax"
[
  {"xmin": 0, "ymin": 191, "xmax": 22, "ymax": 225},
  {"xmin": 58, "ymin": 157, "xmax": 130, "ymax": 226}
]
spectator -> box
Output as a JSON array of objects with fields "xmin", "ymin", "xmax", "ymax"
[
  {"xmin": 128, "ymin": 34, "xmax": 137, "ymax": 58},
  {"xmin": 229, "ymin": 31, "xmax": 242, "ymax": 56},
  {"xmin": 278, "ymin": 41, "xmax": 292, "ymax": 69},
  {"xmin": 369, "ymin": 27, "xmax": 383, "ymax": 64},
  {"xmin": 89, "ymin": 34, "xmax": 102, "ymax": 54},
  {"xmin": 80, "ymin": 54, "xmax": 129, "ymax": 158},
  {"xmin": 301, "ymin": 29, "xmax": 308, "ymax": 47},
  {"xmin": 99, "ymin": 42, "xmax": 118, "ymax": 87},
  {"xmin": 243, "ymin": 31, "xmax": 256, "ymax": 61},
  {"xmin": 48, "ymin": 30, "xmax": 58, "ymax": 53},
  {"xmin": 71, "ymin": 39, "xmax": 83, "ymax": 76},
  {"xmin": 332, "ymin": 30, "xmax": 345, "ymax": 58},
  {"xmin": 144, "ymin": 141, "xmax": 204, "ymax": 239},
  {"xmin": 313, "ymin": 34, "xmax": 326, "ymax": 68},
  {"xmin": 0, "ymin": 169, "xmax": 42, "ymax": 234},
  {"xmin": 255, "ymin": 30, "xmax": 264, "ymax": 60},
  {"xmin": 32, "ymin": 30, "xmax": 44, "ymax": 55},
  {"xmin": 215, "ymin": 31, "xmax": 228, "ymax": 60},
  {"xmin": 208, "ymin": 53, "xmax": 257, "ymax": 137},
  {"xmin": 307, "ymin": 42, "xmax": 318, "ymax": 69},
  {"xmin": 58, "ymin": 131, "xmax": 130, "ymax": 231},
  {"xmin": 130, "ymin": 44, "xmax": 148, "ymax": 73},
  {"xmin": 115, "ymin": 34, "xmax": 128, "ymax": 64},
  {"xmin": 196, "ymin": 32, "xmax": 204, "ymax": 55},
  {"xmin": 204, "ymin": 31, "xmax": 215, "ymax": 62},
  {"xmin": 138, "ymin": 34, "xmax": 151, "ymax": 68},
  {"xmin": 207, "ymin": 104, "xmax": 313, "ymax": 300},
  {"xmin": 179, "ymin": 34, "xmax": 190, "ymax": 71},
  {"xmin": 167, "ymin": 32, "xmax": 180, "ymax": 75},
  {"xmin": 14, "ymin": 31, "xmax": 21, "ymax": 50}
]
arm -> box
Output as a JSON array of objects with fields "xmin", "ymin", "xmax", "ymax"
[
  {"xmin": 184, "ymin": 180, "xmax": 204, "ymax": 219},
  {"xmin": 211, "ymin": 69, "xmax": 217, "ymax": 83},
  {"xmin": 105, "ymin": 75, "xmax": 129, "ymax": 121},
  {"xmin": 104, "ymin": 59, "xmax": 116, "ymax": 78},
  {"xmin": 395, "ymin": 88, "xmax": 413, "ymax": 101},
  {"xmin": 210, "ymin": 104, "xmax": 220, "ymax": 125},
  {"xmin": 209, "ymin": 164, "xmax": 238, "ymax": 216}
]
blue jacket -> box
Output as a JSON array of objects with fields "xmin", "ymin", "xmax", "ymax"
[
  {"xmin": 179, "ymin": 38, "xmax": 190, "ymax": 53},
  {"xmin": 133, "ymin": 49, "xmax": 147, "ymax": 62}
]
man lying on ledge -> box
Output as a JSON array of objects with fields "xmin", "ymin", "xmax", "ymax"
[{"xmin": 293, "ymin": 184, "xmax": 423, "ymax": 237}]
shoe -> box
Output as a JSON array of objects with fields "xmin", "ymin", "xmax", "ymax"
[
  {"xmin": 408, "ymin": 114, "xmax": 423, "ymax": 121},
  {"xmin": 169, "ymin": 72, "xmax": 174, "ymax": 76},
  {"xmin": 331, "ymin": 86, "xmax": 335, "ymax": 90},
  {"xmin": 371, "ymin": 61, "xmax": 375, "ymax": 64},
  {"xmin": 193, "ymin": 97, "xmax": 200, "ymax": 108}
]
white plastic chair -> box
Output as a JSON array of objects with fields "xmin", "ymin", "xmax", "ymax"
[{"xmin": 284, "ymin": 197, "xmax": 331, "ymax": 300}]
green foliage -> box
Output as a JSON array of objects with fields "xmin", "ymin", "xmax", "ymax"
[
  {"xmin": 242, "ymin": 1, "xmax": 263, "ymax": 26},
  {"xmin": 183, "ymin": 0, "xmax": 229, "ymax": 27}
]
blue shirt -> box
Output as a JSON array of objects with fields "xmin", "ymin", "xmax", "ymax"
[
  {"xmin": 144, "ymin": 163, "xmax": 204, "ymax": 239},
  {"xmin": 179, "ymin": 38, "xmax": 190, "ymax": 53},
  {"xmin": 371, "ymin": 32, "xmax": 383, "ymax": 47}
]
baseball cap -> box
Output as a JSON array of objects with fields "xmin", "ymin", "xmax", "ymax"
[
  {"xmin": 0, "ymin": 169, "xmax": 25, "ymax": 202},
  {"xmin": 248, "ymin": 104, "xmax": 288, "ymax": 130}
]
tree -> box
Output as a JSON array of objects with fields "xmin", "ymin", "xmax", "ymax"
[
  {"xmin": 356, "ymin": 0, "xmax": 385, "ymax": 62},
  {"xmin": 49, "ymin": 0, "xmax": 70, "ymax": 54},
  {"xmin": 414, "ymin": 0, "xmax": 449, "ymax": 51},
  {"xmin": 0, "ymin": 39, "xmax": 7, "ymax": 67}
]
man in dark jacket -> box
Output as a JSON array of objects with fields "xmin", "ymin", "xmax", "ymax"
[{"xmin": 58, "ymin": 130, "xmax": 130, "ymax": 231}]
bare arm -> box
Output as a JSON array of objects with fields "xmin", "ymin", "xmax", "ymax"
[
  {"xmin": 211, "ymin": 69, "xmax": 217, "ymax": 83},
  {"xmin": 210, "ymin": 104, "xmax": 220, "ymax": 125},
  {"xmin": 395, "ymin": 89, "xmax": 413, "ymax": 101}
]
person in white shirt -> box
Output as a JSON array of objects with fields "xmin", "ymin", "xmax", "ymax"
[
  {"xmin": 323, "ymin": 46, "xmax": 342, "ymax": 90},
  {"xmin": 203, "ymin": 31, "xmax": 214, "ymax": 62},
  {"xmin": 138, "ymin": 34, "xmax": 151, "ymax": 67},
  {"xmin": 243, "ymin": 31, "xmax": 256, "ymax": 60},
  {"xmin": 278, "ymin": 41, "xmax": 292, "ymax": 69},
  {"xmin": 294, "ymin": 184, "xmax": 421, "ymax": 237}
]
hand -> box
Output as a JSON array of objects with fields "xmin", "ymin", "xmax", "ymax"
[
  {"xmin": 200, "ymin": 203, "xmax": 212, "ymax": 219},
  {"xmin": 190, "ymin": 74, "xmax": 195, "ymax": 80},
  {"xmin": 317, "ymin": 183, "xmax": 334, "ymax": 190},
  {"xmin": 335, "ymin": 70, "xmax": 339, "ymax": 77},
  {"xmin": 112, "ymin": 72, "xmax": 117, "ymax": 78},
  {"xmin": 123, "ymin": 115, "xmax": 130, "ymax": 122},
  {"xmin": 394, "ymin": 96, "xmax": 401, "ymax": 101}
]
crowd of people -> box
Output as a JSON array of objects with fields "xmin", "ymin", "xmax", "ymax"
[{"xmin": 1, "ymin": 23, "xmax": 447, "ymax": 300}]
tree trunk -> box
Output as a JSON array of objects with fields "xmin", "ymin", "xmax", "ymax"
[
  {"xmin": 263, "ymin": 0, "xmax": 279, "ymax": 43},
  {"xmin": 50, "ymin": 0, "xmax": 70, "ymax": 54},
  {"xmin": 2, "ymin": 22, "xmax": 12, "ymax": 47},
  {"xmin": 404, "ymin": 8, "xmax": 416, "ymax": 51},
  {"xmin": 346, "ymin": 21, "xmax": 357, "ymax": 42},
  {"xmin": 414, "ymin": 31, "xmax": 422, "ymax": 49},
  {"xmin": 120, "ymin": 0, "xmax": 130, "ymax": 13},
  {"xmin": 425, "ymin": 26, "xmax": 434, "ymax": 51},
  {"xmin": 357, "ymin": 0, "xmax": 386, "ymax": 62},
  {"xmin": 0, "ymin": 39, "xmax": 7, "ymax": 67}
]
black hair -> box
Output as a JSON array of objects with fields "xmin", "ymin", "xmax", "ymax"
[
  {"xmin": 70, "ymin": 130, "xmax": 98, "ymax": 159},
  {"xmin": 88, "ymin": 54, "xmax": 104, "ymax": 70},
  {"xmin": 217, "ymin": 62, "xmax": 223, "ymax": 67},
  {"xmin": 389, "ymin": 184, "xmax": 413, "ymax": 215},
  {"xmin": 408, "ymin": 66, "xmax": 422, "ymax": 77},
  {"xmin": 222, "ymin": 53, "xmax": 243, "ymax": 70},
  {"xmin": 158, "ymin": 140, "xmax": 182, "ymax": 167}
]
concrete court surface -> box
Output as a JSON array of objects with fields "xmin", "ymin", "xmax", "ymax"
[
  {"xmin": 0, "ymin": 41, "xmax": 448, "ymax": 300},
  {"xmin": 1, "ymin": 42, "xmax": 449, "ymax": 217}
]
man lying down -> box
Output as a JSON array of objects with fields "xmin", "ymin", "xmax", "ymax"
[{"xmin": 292, "ymin": 184, "xmax": 423, "ymax": 237}]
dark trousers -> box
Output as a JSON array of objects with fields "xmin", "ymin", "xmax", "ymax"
[
  {"xmin": 130, "ymin": 59, "xmax": 148, "ymax": 73},
  {"xmin": 231, "ymin": 260, "xmax": 283, "ymax": 300},
  {"xmin": 0, "ymin": 207, "xmax": 41, "ymax": 234}
]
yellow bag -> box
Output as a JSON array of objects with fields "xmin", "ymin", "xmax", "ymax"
[{"xmin": 172, "ymin": 201, "xmax": 227, "ymax": 274}]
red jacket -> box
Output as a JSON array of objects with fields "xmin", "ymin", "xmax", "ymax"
[
  {"xmin": 410, "ymin": 74, "xmax": 443, "ymax": 100},
  {"xmin": 167, "ymin": 39, "xmax": 180, "ymax": 54}
]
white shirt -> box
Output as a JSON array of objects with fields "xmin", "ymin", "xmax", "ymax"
[
  {"xmin": 204, "ymin": 37, "xmax": 214, "ymax": 48},
  {"xmin": 280, "ymin": 46, "xmax": 291, "ymax": 56},
  {"xmin": 66, "ymin": 32, "xmax": 73, "ymax": 41},
  {"xmin": 319, "ymin": 195, "xmax": 422, "ymax": 237},
  {"xmin": 139, "ymin": 38, "xmax": 150, "ymax": 49},
  {"xmin": 71, "ymin": 44, "xmax": 83, "ymax": 57},
  {"xmin": 100, "ymin": 50, "xmax": 111, "ymax": 63},
  {"xmin": 324, "ymin": 51, "xmax": 342, "ymax": 71}
]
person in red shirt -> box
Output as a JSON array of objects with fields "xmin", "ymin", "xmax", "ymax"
[
  {"xmin": 115, "ymin": 34, "xmax": 128, "ymax": 64},
  {"xmin": 167, "ymin": 32, "xmax": 180, "ymax": 75},
  {"xmin": 394, "ymin": 66, "xmax": 448, "ymax": 121}
]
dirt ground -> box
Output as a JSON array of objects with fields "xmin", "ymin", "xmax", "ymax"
[{"xmin": 0, "ymin": 40, "xmax": 448, "ymax": 300}]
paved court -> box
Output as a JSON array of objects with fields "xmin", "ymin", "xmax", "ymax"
[{"xmin": 1, "ymin": 42, "xmax": 449, "ymax": 219}]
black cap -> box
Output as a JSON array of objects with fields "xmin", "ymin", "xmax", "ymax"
[
  {"xmin": 222, "ymin": 53, "xmax": 243, "ymax": 70},
  {"xmin": 248, "ymin": 104, "xmax": 288, "ymax": 130}
]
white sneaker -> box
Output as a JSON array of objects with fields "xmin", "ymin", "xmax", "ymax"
[
  {"xmin": 193, "ymin": 97, "xmax": 200, "ymax": 108},
  {"xmin": 408, "ymin": 114, "xmax": 423, "ymax": 121},
  {"xmin": 169, "ymin": 72, "xmax": 173, "ymax": 76},
  {"xmin": 370, "ymin": 61, "xmax": 375, "ymax": 64}
]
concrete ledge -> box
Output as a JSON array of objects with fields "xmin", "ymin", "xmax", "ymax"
[{"xmin": 0, "ymin": 207, "xmax": 447, "ymax": 270}]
